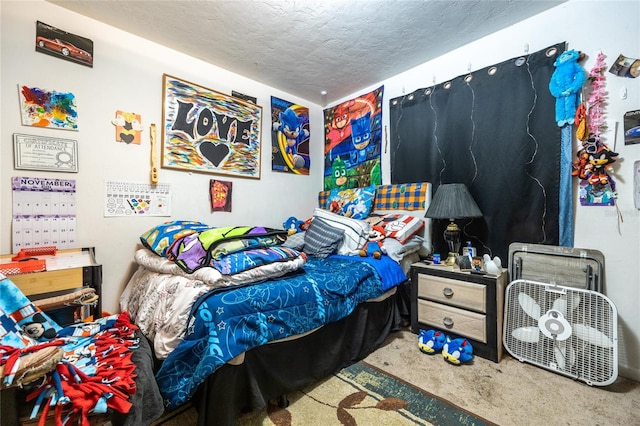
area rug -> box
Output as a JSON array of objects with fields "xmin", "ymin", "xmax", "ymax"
[{"xmin": 235, "ymin": 361, "xmax": 495, "ymax": 425}]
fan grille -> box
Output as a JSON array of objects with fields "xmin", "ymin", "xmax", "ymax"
[{"xmin": 503, "ymin": 279, "xmax": 618, "ymax": 386}]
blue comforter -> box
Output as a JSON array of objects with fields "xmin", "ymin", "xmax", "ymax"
[{"xmin": 155, "ymin": 254, "xmax": 406, "ymax": 409}]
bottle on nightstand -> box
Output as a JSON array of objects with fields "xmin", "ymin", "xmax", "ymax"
[{"xmin": 462, "ymin": 241, "xmax": 476, "ymax": 260}]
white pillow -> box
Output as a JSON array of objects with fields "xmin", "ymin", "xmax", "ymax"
[{"xmin": 313, "ymin": 208, "xmax": 371, "ymax": 255}]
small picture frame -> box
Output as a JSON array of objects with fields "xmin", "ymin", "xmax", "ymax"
[{"xmin": 471, "ymin": 256, "xmax": 484, "ymax": 272}]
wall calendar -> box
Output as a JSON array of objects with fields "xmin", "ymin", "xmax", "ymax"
[
  {"xmin": 12, "ymin": 176, "xmax": 77, "ymax": 252},
  {"xmin": 104, "ymin": 180, "xmax": 171, "ymax": 217}
]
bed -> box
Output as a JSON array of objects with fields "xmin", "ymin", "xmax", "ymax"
[{"xmin": 120, "ymin": 182, "xmax": 432, "ymax": 425}]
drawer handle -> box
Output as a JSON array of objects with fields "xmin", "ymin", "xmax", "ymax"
[
  {"xmin": 442, "ymin": 317, "xmax": 454, "ymax": 327},
  {"xmin": 442, "ymin": 287, "xmax": 454, "ymax": 297}
]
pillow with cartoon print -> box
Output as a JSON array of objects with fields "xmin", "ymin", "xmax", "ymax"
[{"xmin": 325, "ymin": 185, "xmax": 375, "ymax": 220}]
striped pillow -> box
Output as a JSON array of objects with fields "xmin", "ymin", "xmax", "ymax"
[
  {"xmin": 304, "ymin": 218, "xmax": 344, "ymax": 258},
  {"xmin": 312, "ymin": 208, "xmax": 371, "ymax": 255}
]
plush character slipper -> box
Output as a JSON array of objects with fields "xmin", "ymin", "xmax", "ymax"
[
  {"xmin": 418, "ymin": 329, "xmax": 446, "ymax": 354},
  {"xmin": 442, "ymin": 337, "xmax": 474, "ymax": 365}
]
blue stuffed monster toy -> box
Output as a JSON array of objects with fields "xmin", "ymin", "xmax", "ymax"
[{"xmin": 549, "ymin": 49, "xmax": 586, "ymax": 127}]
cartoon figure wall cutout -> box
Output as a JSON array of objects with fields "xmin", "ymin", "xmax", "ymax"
[{"xmin": 112, "ymin": 110, "xmax": 143, "ymax": 144}]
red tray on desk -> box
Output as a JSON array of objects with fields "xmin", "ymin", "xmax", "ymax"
[{"xmin": 0, "ymin": 259, "xmax": 47, "ymax": 276}]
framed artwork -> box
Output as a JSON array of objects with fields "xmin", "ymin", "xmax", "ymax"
[
  {"xmin": 13, "ymin": 133, "xmax": 78, "ymax": 173},
  {"xmin": 162, "ymin": 74, "xmax": 262, "ymax": 179},
  {"xmin": 35, "ymin": 21, "xmax": 94, "ymax": 68},
  {"xmin": 210, "ymin": 179, "xmax": 232, "ymax": 212},
  {"xmin": 19, "ymin": 84, "xmax": 78, "ymax": 131},
  {"xmin": 232, "ymin": 90, "xmax": 257, "ymax": 104}
]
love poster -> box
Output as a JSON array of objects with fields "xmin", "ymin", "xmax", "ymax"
[{"xmin": 161, "ymin": 74, "xmax": 262, "ymax": 179}]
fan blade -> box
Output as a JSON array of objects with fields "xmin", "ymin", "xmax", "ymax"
[
  {"xmin": 512, "ymin": 326, "xmax": 540, "ymax": 343},
  {"xmin": 574, "ymin": 324, "xmax": 614, "ymax": 348},
  {"xmin": 552, "ymin": 298, "xmax": 567, "ymax": 317},
  {"xmin": 551, "ymin": 294, "xmax": 581, "ymax": 317},
  {"xmin": 518, "ymin": 292, "xmax": 541, "ymax": 320}
]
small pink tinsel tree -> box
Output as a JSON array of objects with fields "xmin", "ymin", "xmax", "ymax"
[{"xmin": 586, "ymin": 52, "xmax": 608, "ymax": 140}]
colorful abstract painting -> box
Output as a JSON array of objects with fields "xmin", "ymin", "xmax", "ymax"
[
  {"xmin": 271, "ymin": 96, "xmax": 310, "ymax": 175},
  {"xmin": 19, "ymin": 85, "xmax": 78, "ymax": 131},
  {"xmin": 112, "ymin": 110, "xmax": 143, "ymax": 144},
  {"xmin": 161, "ymin": 74, "xmax": 262, "ymax": 179},
  {"xmin": 210, "ymin": 179, "xmax": 232, "ymax": 212},
  {"xmin": 323, "ymin": 86, "xmax": 383, "ymax": 190}
]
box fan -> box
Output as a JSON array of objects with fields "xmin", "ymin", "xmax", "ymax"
[{"xmin": 503, "ymin": 279, "xmax": 618, "ymax": 386}]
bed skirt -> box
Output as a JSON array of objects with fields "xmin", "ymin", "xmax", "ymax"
[{"xmin": 192, "ymin": 286, "xmax": 404, "ymax": 425}]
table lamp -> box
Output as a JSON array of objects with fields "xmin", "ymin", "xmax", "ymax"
[{"xmin": 425, "ymin": 183, "xmax": 482, "ymax": 266}]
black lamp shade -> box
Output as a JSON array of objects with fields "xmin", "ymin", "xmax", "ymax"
[{"xmin": 425, "ymin": 183, "xmax": 482, "ymax": 220}]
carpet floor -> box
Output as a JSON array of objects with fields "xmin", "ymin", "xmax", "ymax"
[
  {"xmin": 235, "ymin": 360, "xmax": 494, "ymax": 426},
  {"xmin": 153, "ymin": 327, "xmax": 640, "ymax": 425}
]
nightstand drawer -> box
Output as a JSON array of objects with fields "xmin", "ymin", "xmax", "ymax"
[
  {"xmin": 417, "ymin": 274, "xmax": 486, "ymax": 312},
  {"xmin": 416, "ymin": 299, "xmax": 487, "ymax": 343}
]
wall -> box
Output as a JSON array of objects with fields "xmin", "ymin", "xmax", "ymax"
[
  {"xmin": 0, "ymin": 1, "xmax": 323, "ymax": 315},
  {"xmin": 334, "ymin": 0, "xmax": 639, "ymax": 380},
  {"xmin": 1, "ymin": 0, "xmax": 638, "ymax": 381}
]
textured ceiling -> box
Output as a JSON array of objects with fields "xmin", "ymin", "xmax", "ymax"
[{"xmin": 48, "ymin": 0, "xmax": 564, "ymax": 105}]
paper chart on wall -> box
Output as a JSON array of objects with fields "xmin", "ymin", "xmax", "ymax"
[
  {"xmin": 12, "ymin": 176, "xmax": 77, "ymax": 252},
  {"xmin": 104, "ymin": 180, "xmax": 171, "ymax": 217}
]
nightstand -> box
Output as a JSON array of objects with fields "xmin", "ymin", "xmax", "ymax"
[{"xmin": 410, "ymin": 261, "xmax": 508, "ymax": 362}]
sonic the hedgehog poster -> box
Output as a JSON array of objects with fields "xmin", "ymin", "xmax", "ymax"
[
  {"xmin": 323, "ymin": 86, "xmax": 383, "ymax": 190},
  {"xmin": 271, "ymin": 96, "xmax": 310, "ymax": 175}
]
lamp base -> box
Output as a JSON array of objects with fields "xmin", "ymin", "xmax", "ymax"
[{"xmin": 444, "ymin": 252, "xmax": 458, "ymax": 266}]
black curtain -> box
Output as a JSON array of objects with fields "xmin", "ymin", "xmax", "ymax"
[{"xmin": 389, "ymin": 43, "xmax": 566, "ymax": 263}]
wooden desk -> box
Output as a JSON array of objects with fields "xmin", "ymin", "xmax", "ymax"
[
  {"xmin": 0, "ymin": 247, "xmax": 103, "ymax": 321},
  {"xmin": 0, "ymin": 247, "xmax": 102, "ymax": 426}
]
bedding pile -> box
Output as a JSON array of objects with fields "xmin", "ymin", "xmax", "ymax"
[
  {"xmin": 122, "ymin": 221, "xmax": 308, "ymax": 358},
  {"xmin": 122, "ymin": 247, "xmax": 307, "ymax": 358}
]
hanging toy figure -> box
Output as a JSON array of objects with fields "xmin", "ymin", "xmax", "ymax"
[
  {"xmin": 549, "ymin": 49, "xmax": 586, "ymax": 127},
  {"xmin": 585, "ymin": 139, "xmax": 618, "ymax": 187}
]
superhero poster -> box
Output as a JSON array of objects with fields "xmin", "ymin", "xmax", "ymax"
[
  {"xmin": 271, "ymin": 96, "xmax": 310, "ymax": 175},
  {"xmin": 323, "ymin": 86, "xmax": 383, "ymax": 190}
]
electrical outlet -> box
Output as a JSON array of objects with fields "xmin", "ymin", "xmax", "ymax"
[{"xmin": 620, "ymin": 87, "xmax": 627, "ymax": 100}]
